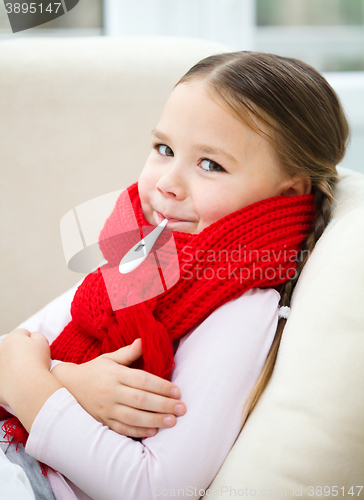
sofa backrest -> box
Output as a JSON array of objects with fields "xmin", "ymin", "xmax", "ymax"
[{"xmin": 0, "ymin": 36, "xmax": 229, "ymax": 333}]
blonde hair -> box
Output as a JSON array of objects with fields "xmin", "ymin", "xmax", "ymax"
[{"xmin": 175, "ymin": 51, "xmax": 349, "ymax": 425}]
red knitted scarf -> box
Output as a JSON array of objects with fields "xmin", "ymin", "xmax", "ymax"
[{"xmin": 0, "ymin": 182, "xmax": 316, "ymax": 448}]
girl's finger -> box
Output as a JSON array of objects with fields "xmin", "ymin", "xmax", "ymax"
[
  {"xmin": 110, "ymin": 404, "xmax": 178, "ymax": 431},
  {"xmin": 30, "ymin": 331, "xmax": 49, "ymax": 344},
  {"xmin": 106, "ymin": 419, "xmax": 158, "ymax": 438},
  {"xmin": 117, "ymin": 365, "xmax": 181, "ymax": 399},
  {"xmin": 116, "ymin": 384, "xmax": 186, "ymax": 416},
  {"xmin": 10, "ymin": 328, "xmax": 32, "ymax": 338}
]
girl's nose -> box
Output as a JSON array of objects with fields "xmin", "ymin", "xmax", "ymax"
[{"xmin": 156, "ymin": 166, "xmax": 187, "ymax": 200}]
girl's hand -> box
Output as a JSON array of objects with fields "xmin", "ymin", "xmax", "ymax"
[
  {"xmin": 0, "ymin": 329, "xmax": 63, "ymax": 432},
  {"xmin": 0, "ymin": 329, "xmax": 51, "ymax": 406},
  {"xmin": 51, "ymin": 339, "xmax": 186, "ymax": 438}
]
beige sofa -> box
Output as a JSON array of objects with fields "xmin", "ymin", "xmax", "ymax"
[{"xmin": 0, "ymin": 37, "xmax": 363, "ymax": 498}]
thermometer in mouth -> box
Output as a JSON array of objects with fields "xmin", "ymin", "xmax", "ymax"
[{"xmin": 119, "ymin": 218, "xmax": 169, "ymax": 274}]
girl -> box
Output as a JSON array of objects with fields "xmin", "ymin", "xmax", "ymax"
[{"xmin": 0, "ymin": 51, "xmax": 348, "ymax": 500}]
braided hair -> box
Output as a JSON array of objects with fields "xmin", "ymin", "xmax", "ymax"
[{"xmin": 176, "ymin": 51, "xmax": 349, "ymax": 424}]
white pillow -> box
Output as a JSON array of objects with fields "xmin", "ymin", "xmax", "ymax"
[
  {"xmin": 0, "ymin": 448, "xmax": 35, "ymax": 500},
  {"xmin": 207, "ymin": 166, "xmax": 364, "ymax": 498}
]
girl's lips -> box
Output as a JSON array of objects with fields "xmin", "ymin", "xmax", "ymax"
[{"xmin": 155, "ymin": 211, "xmax": 191, "ymax": 225}]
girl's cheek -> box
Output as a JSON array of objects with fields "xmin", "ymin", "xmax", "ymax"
[
  {"xmin": 138, "ymin": 169, "xmax": 157, "ymax": 211},
  {"xmin": 196, "ymin": 197, "xmax": 223, "ymax": 226},
  {"xmin": 137, "ymin": 174, "xmax": 150, "ymax": 205}
]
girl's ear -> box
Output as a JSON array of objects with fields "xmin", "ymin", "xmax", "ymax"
[{"xmin": 280, "ymin": 174, "xmax": 312, "ymax": 196}]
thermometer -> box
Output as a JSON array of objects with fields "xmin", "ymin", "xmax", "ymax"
[{"xmin": 118, "ymin": 218, "xmax": 169, "ymax": 274}]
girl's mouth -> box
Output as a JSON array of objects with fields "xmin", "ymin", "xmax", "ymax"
[{"xmin": 155, "ymin": 211, "xmax": 191, "ymax": 226}]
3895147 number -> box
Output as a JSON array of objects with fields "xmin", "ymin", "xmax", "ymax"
[
  {"xmin": 5, "ymin": 3, "xmax": 62, "ymax": 14},
  {"xmin": 308, "ymin": 486, "xmax": 363, "ymax": 496}
]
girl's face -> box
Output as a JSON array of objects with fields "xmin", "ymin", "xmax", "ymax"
[{"xmin": 138, "ymin": 80, "xmax": 304, "ymax": 234}]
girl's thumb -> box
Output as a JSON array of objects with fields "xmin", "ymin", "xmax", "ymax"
[{"xmin": 108, "ymin": 338, "xmax": 143, "ymax": 366}]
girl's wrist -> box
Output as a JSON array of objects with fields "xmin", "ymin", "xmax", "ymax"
[
  {"xmin": 8, "ymin": 369, "xmax": 63, "ymax": 433},
  {"xmin": 51, "ymin": 362, "xmax": 79, "ymax": 395}
]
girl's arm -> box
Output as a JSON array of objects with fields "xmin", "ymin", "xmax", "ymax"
[
  {"xmin": 51, "ymin": 340, "xmax": 186, "ymax": 437},
  {"xmin": 22, "ymin": 288, "xmax": 280, "ymax": 500},
  {"xmin": 1, "ymin": 280, "xmax": 186, "ymax": 436}
]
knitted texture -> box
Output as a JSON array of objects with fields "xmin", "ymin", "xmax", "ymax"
[
  {"xmin": 50, "ymin": 182, "xmax": 316, "ymax": 379},
  {"xmin": 0, "ymin": 182, "xmax": 316, "ymax": 450},
  {"xmin": 0, "ymin": 413, "xmax": 28, "ymax": 450}
]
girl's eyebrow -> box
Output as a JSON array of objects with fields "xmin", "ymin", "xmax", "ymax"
[{"xmin": 151, "ymin": 128, "xmax": 238, "ymax": 164}]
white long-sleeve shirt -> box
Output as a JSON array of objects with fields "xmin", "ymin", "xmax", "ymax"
[{"xmin": 5, "ymin": 284, "xmax": 280, "ymax": 500}]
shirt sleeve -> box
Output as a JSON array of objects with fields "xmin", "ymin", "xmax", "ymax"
[
  {"xmin": 25, "ymin": 288, "xmax": 280, "ymax": 500},
  {"xmin": 13, "ymin": 279, "xmax": 84, "ymax": 345},
  {"xmin": 3, "ymin": 279, "xmax": 83, "ymax": 369}
]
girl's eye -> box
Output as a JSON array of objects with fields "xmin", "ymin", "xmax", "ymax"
[
  {"xmin": 152, "ymin": 143, "xmax": 226, "ymax": 173},
  {"xmin": 200, "ymin": 159, "xmax": 226, "ymax": 173},
  {"xmin": 153, "ymin": 144, "xmax": 174, "ymax": 156}
]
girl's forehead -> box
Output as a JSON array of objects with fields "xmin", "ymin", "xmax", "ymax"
[
  {"xmin": 163, "ymin": 80, "xmax": 262, "ymax": 137},
  {"xmin": 168, "ymin": 79, "xmax": 218, "ymax": 107},
  {"xmin": 159, "ymin": 81, "xmax": 272, "ymax": 149},
  {"xmin": 160, "ymin": 81, "xmax": 242, "ymax": 134}
]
